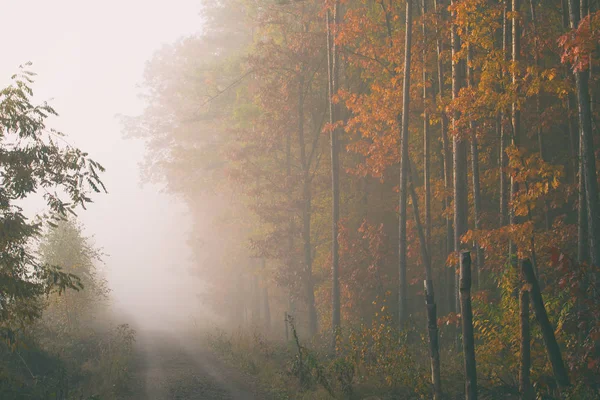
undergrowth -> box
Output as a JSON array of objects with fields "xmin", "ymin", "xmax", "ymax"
[{"xmin": 207, "ymin": 314, "xmax": 453, "ymax": 400}]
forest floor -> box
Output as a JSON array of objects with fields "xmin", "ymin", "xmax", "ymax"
[{"xmin": 123, "ymin": 330, "xmax": 263, "ymax": 400}]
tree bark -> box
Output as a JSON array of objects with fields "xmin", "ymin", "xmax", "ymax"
[
  {"xmin": 519, "ymin": 287, "xmax": 533, "ymax": 399},
  {"xmin": 433, "ymin": 0, "xmax": 455, "ymax": 315},
  {"xmin": 562, "ymin": 0, "xmax": 579, "ymax": 184},
  {"xmin": 568, "ymin": 0, "xmax": 600, "ymax": 267},
  {"xmin": 298, "ymin": 73, "xmax": 318, "ymax": 337},
  {"xmin": 407, "ymin": 159, "xmax": 442, "ymax": 400},
  {"xmin": 578, "ymin": 137, "xmax": 589, "ymax": 264},
  {"xmin": 262, "ymin": 258, "xmax": 271, "ymax": 333},
  {"xmin": 509, "ymin": 0, "xmax": 521, "ymax": 264},
  {"xmin": 286, "ymin": 114, "xmax": 297, "ymax": 320},
  {"xmin": 423, "ymin": 0, "xmax": 432, "ymax": 249},
  {"xmin": 521, "ymin": 259, "xmax": 570, "ymax": 387},
  {"xmin": 327, "ymin": 0, "xmax": 341, "ymax": 352},
  {"xmin": 499, "ymin": 0, "xmax": 511, "ymax": 228},
  {"xmin": 467, "ymin": 31, "xmax": 483, "ymax": 289},
  {"xmin": 452, "ymin": 0, "xmax": 468, "ymax": 326},
  {"xmin": 460, "ymin": 252, "xmax": 478, "ymax": 400},
  {"xmin": 399, "ymin": 0, "xmax": 414, "ymax": 328},
  {"xmin": 529, "ymin": 0, "xmax": 551, "ymax": 231},
  {"xmin": 425, "ymin": 281, "xmax": 443, "ymax": 400},
  {"xmin": 253, "ymin": 273, "xmax": 260, "ymax": 326}
]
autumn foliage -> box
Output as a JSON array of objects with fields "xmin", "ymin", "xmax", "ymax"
[{"xmin": 130, "ymin": 0, "xmax": 600, "ymax": 397}]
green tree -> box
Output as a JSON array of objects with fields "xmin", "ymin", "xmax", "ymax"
[
  {"xmin": 0, "ymin": 66, "xmax": 105, "ymax": 332},
  {"xmin": 38, "ymin": 218, "xmax": 107, "ymax": 332}
]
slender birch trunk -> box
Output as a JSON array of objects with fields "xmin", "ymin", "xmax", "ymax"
[
  {"xmin": 399, "ymin": 0, "xmax": 414, "ymax": 328},
  {"xmin": 327, "ymin": 0, "xmax": 342, "ymax": 352}
]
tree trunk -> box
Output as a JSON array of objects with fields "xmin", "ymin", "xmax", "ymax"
[
  {"xmin": 284, "ymin": 312, "xmax": 289, "ymax": 341},
  {"xmin": 467, "ymin": 32, "xmax": 483, "ymax": 289},
  {"xmin": 327, "ymin": 0, "xmax": 342, "ymax": 352},
  {"xmin": 568, "ymin": 95, "xmax": 579, "ymax": 183},
  {"xmin": 521, "ymin": 259, "xmax": 570, "ymax": 387},
  {"xmin": 500, "ymin": 0, "xmax": 511, "ymax": 228},
  {"xmin": 451, "ymin": 0, "xmax": 468, "ymax": 328},
  {"xmin": 262, "ymin": 258, "xmax": 271, "ymax": 333},
  {"xmin": 286, "ymin": 118, "xmax": 297, "ymax": 320},
  {"xmin": 423, "ymin": 0, "xmax": 432, "ymax": 249},
  {"xmin": 569, "ymin": 0, "xmax": 600, "ymax": 266},
  {"xmin": 298, "ymin": 73, "xmax": 318, "ymax": 337},
  {"xmin": 459, "ymin": 252, "xmax": 478, "ymax": 400},
  {"xmin": 578, "ymin": 137, "xmax": 589, "ymax": 263},
  {"xmin": 562, "ymin": 0, "xmax": 579, "ymax": 184},
  {"xmin": 407, "ymin": 159, "xmax": 442, "ymax": 400},
  {"xmin": 434, "ymin": 0, "xmax": 455, "ymax": 315},
  {"xmin": 519, "ymin": 288, "xmax": 533, "ymax": 399},
  {"xmin": 253, "ymin": 273, "xmax": 260, "ymax": 327},
  {"xmin": 425, "ymin": 281, "xmax": 443, "ymax": 400},
  {"xmin": 398, "ymin": 0, "xmax": 414, "ymax": 328},
  {"xmin": 529, "ymin": 0, "xmax": 551, "ymax": 231},
  {"xmin": 509, "ymin": 0, "xmax": 521, "ymax": 266}
]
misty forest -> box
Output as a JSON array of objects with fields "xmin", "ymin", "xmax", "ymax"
[{"xmin": 1, "ymin": 0, "xmax": 600, "ymax": 399}]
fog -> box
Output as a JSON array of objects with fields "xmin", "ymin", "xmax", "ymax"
[{"xmin": 0, "ymin": 0, "xmax": 210, "ymax": 331}]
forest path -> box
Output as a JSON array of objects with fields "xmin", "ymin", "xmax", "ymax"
[{"xmin": 124, "ymin": 330, "xmax": 258, "ymax": 400}]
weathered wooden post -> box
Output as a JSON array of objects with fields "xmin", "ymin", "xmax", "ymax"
[
  {"xmin": 521, "ymin": 259, "xmax": 569, "ymax": 387},
  {"xmin": 460, "ymin": 251, "xmax": 478, "ymax": 400}
]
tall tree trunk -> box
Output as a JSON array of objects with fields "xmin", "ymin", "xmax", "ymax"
[
  {"xmin": 519, "ymin": 287, "xmax": 533, "ymax": 399},
  {"xmin": 286, "ymin": 123, "xmax": 297, "ymax": 318},
  {"xmin": 521, "ymin": 260, "xmax": 570, "ymax": 387},
  {"xmin": 253, "ymin": 273, "xmax": 260, "ymax": 326},
  {"xmin": 407, "ymin": 159, "xmax": 442, "ymax": 400},
  {"xmin": 459, "ymin": 252, "xmax": 478, "ymax": 400},
  {"xmin": 529, "ymin": 0, "xmax": 551, "ymax": 231},
  {"xmin": 569, "ymin": 0, "xmax": 600, "ymax": 266},
  {"xmin": 500, "ymin": 0, "xmax": 511, "ymax": 228},
  {"xmin": 562, "ymin": 0, "xmax": 587, "ymax": 263},
  {"xmin": 562, "ymin": 0, "xmax": 580, "ymax": 183},
  {"xmin": 434, "ymin": 0, "xmax": 455, "ymax": 314},
  {"xmin": 467, "ymin": 31, "xmax": 483, "ymax": 289},
  {"xmin": 298, "ymin": 73, "xmax": 318, "ymax": 337},
  {"xmin": 262, "ymin": 258, "xmax": 271, "ymax": 333},
  {"xmin": 398, "ymin": 0, "xmax": 414, "ymax": 328},
  {"xmin": 578, "ymin": 138, "xmax": 589, "ymax": 263},
  {"xmin": 568, "ymin": 96, "xmax": 579, "ymax": 183},
  {"xmin": 327, "ymin": 0, "xmax": 342, "ymax": 352},
  {"xmin": 509, "ymin": 0, "xmax": 521, "ymax": 264},
  {"xmin": 451, "ymin": 0, "xmax": 468, "ymax": 322},
  {"xmin": 423, "ymin": 0, "xmax": 432, "ymax": 249}
]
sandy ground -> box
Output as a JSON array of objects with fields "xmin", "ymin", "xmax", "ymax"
[{"xmin": 123, "ymin": 330, "xmax": 260, "ymax": 400}]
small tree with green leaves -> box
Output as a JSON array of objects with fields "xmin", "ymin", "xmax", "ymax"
[{"xmin": 0, "ymin": 65, "xmax": 105, "ymax": 333}]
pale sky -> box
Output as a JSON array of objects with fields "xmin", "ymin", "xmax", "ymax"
[{"xmin": 0, "ymin": 0, "xmax": 208, "ymax": 329}]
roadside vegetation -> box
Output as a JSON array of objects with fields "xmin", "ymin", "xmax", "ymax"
[{"xmin": 0, "ymin": 71, "xmax": 135, "ymax": 399}]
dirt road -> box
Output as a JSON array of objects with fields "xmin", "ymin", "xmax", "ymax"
[{"xmin": 124, "ymin": 330, "xmax": 260, "ymax": 400}]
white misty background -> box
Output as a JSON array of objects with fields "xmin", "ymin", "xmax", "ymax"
[{"xmin": 0, "ymin": 0, "xmax": 210, "ymax": 330}]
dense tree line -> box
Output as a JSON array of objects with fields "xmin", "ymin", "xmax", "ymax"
[{"xmin": 130, "ymin": 0, "xmax": 600, "ymax": 397}]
